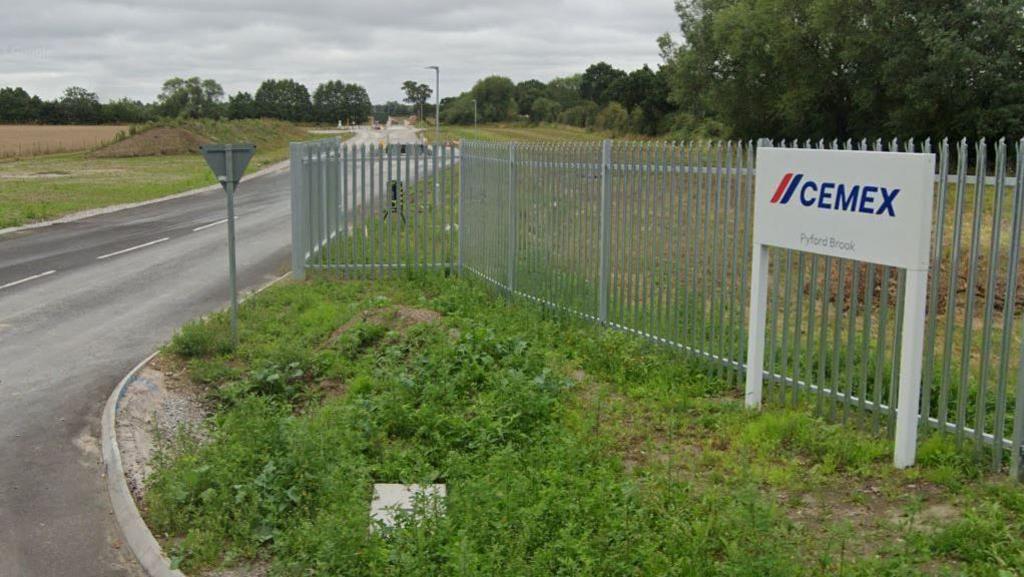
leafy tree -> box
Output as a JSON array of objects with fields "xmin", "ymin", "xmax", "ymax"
[
  {"xmin": 372, "ymin": 101, "xmax": 412, "ymax": 123},
  {"xmin": 157, "ymin": 77, "xmax": 224, "ymax": 118},
  {"xmin": 401, "ymin": 81, "xmax": 433, "ymax": 120},
  {"xmin": 313, "ymin": 81, "xmax": 372, "ymax": 125},
  {"xmin": 546, "ymin": 75, "xmax": 583, "ymax": 108},
  {"xmin": 594, "ymin": 102, "xmax": 630, "ymax": 134},
  {"xmin": 530, "ymin": 97, "xmax": 562, "ymax": 123},
  {"xmin": 227, "ymin": 92, "xmax": 257, "ymax": 120},
  {"xmin": 560, "ymin": 101, "xmax": 599, "ymax": 128},
  {"xmin": 58, "ymin": 86, "xmax": 102, "ymax": 124},
  {"xmin": 0, "ymin": 87, "xmax": 43, "ymax": 123},
  {"xmin": 514, "ymin": 80, "xmax": 548, "ymax": 119},
  {"xmin": 472, "ymin": 76, "xmax": 517, "ymax": 122},
  {"xmin": 102, "ymin": 98, "xmax": 151, "ymax": 124},
  {"xmin": 663, "ymin": 0, "xmax": 1024, "ymax": 139},
  {"xmin": 580, "ymin": 62, "xmax": 627, "ymax": 106},
  {"xmin": 255, "ymin": 79, "xmax": 311, "ymax": 122},
  {"xmin": 614, "ymin": 65, "xmax": 672, "ymax": 135},
  {"xmin": 440, "ymin": 94, "xmax": 476, "ymax": 125}
]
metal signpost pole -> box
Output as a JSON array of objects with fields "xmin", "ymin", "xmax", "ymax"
[
  {"xmin": 200, "ymin": 143, "xmax": 253, "ymax": 349},
  {"xmin": 224, "ymin": 147, "xmax": 239, "ymax": 348}
]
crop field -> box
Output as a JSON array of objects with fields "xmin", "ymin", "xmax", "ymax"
[
  {"xmin": 0, "ymin": 124, "xmax": 128, "ymax": 158},
  {"xmin": 0, "ymin": 119, "xmax": 336, "ymax": 228}
]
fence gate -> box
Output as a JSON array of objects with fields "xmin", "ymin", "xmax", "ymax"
[{"xmin": 290, "ymin": 138, "xmax": 458, "ymax": 278}]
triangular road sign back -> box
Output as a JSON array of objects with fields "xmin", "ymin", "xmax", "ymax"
[{"xmin": 200, "ymin": 144, "xmax": 256, "ymax": 188}]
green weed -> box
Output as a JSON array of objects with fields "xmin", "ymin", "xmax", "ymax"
[{"xmin": 145, "ymin": 275, "xmax": 1024, "ymax": 576}]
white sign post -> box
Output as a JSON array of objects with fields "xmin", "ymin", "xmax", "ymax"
[{"xmin": 745, "ymin": 147, "xmax": 935, "ymax": 468}]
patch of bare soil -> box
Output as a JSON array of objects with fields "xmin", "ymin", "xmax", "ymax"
[
  {"xmin": 92, "ymin": 127, "xmax": 211, "ymax": 158},
  {"xmin": 779, "ymin": 479, "xmax": 959, "ymax": 560},
  {"xmin": 321, "ymin": 305, "xmax": 442, "ymax": 349},
  {"xmin": 115, "ymin": 356, "xmax": 208, "ymax": 505},
  {"xmin": 204, "ymin": 562, "xmax": 270, "ymax": 577}
]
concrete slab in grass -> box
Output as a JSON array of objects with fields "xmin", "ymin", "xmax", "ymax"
[{"xmin": 370, "ymin": 484, "xmax": 446, "ymax": 529}]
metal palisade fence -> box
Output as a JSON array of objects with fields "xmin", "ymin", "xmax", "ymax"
[
  {"xmin": 290, "ymin": 138, "xmax": 459, "ymax": 278},
  {"xmin": 293, "ymin": 136, "xmax": 1024, "ymax": 480}
]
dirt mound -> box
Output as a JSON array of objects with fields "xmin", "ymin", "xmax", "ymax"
[
  {"xmin": 91, "ymin": 127, "xmax": 211, "ymax": 158},
  {"xmin": 322, "ymin": 306, "xmax": 442, "ymax": 349}
]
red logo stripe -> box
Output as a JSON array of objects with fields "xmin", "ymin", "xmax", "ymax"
[{"xmin": 770, "ymin": 173, "xmax": 794, "ymax": 204}]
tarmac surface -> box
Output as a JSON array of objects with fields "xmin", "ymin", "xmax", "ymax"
[{"xmin": 0, "ymin": 125, "xmax": 420, "ymax": 576}]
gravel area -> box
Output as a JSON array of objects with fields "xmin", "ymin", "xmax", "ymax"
[{"xmin": 115, "ymin": 360, "xmax": 207, "ymax": 505}]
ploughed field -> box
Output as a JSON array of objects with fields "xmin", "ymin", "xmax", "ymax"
[{"xmin": 0, "ymin": 124, "xmax": 128, "ymax": 158}]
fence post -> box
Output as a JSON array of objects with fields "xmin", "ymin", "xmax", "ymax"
[
  {"xmin": 290, "ymin": 142, "xmax": 306, "ymax": 280},
  {"xmin": 507, "ymin": 142, "xmax": 517, "ymax": 294},
  {"xmin": 1012, "ymin": 329, "xmax": 1024, "ymax": 480},
  {"xmin": 598, "ymin": 139, "xmax": 612, "ymax": 324},
  {"xmin": 458, "ymin": 143, "xmax": 465, "ymax": 275}
]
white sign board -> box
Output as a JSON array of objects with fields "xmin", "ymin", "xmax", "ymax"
[
  {"xmin": 745, "ymin": 146, "xmax": 935, "ymax": 470},
  {"xmin": 753, "ymin": 148, "xmax": 934, "ymax": 271}
]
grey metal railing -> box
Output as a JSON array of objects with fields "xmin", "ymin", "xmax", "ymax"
[
  {"xmin": 292, "ymin": 136, "xmax": 1024, "ymax": 480},
  {"xmin": 459, "ymin": 137, "xmax": 1024, "ymax": 480}
]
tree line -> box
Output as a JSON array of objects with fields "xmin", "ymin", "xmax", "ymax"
[
  {"xmin": 442, "ymin": 0, "xmax": 1024, "ymax": 140},
  {"xmin": 440, "ymin": 64, "xmax": 672, "ymax": 136},
  {"xmin": 0, "ymin": 77, "xmax": 373, "ymax": 125}
]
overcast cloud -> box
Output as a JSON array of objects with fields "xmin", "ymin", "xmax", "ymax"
[{"xmin": 0, "ymin": 0, "xmax": 679, "ymax": 103}]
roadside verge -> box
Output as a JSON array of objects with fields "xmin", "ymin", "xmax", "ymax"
[
  {"xmin": 0, "ymin": 159, "xmax": 289, "ymax": 239},
  {"xmin": 101, "ymin": 273, "xmax": 289, "ymax": 577}
]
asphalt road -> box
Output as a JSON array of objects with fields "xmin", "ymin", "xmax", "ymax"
[{"xmin": 0, "ymin": 126, "xmax": 420, "ymax": 576}]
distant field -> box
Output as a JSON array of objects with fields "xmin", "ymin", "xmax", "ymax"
[
  {"xmin": 423, "ymin": 123, "xmax": 611, "ymax": 143},
  {"xmin": 0, "ymin": 125, "xmax": 128, "ymax": 158},
  {"xmin": 0, "ymin": 119, "xmax": 339, "ymax": 229}
]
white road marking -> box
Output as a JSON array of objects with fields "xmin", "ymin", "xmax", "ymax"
[
  {"xmin": 96, "ymin": 237, "xmax": 170, "ymax": 260},
  {"xmin": 192, "ymin": 218, "xmax": 230, "ymax": 232},
  {"xmin": 0, "ymin": 269, "xmax": 56, "ymax": 291}
]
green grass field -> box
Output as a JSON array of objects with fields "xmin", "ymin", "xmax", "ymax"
[
  {"xmin": 0, "ymin": 119, "xmax": 339, "ymax": 229},
  {"xmin": 421, "ymin": 122, "xmax": 612, "ymax": 144},
  {"xmin": 146, "ymin": 274, "xmax": 1024, "ymax": 576}
]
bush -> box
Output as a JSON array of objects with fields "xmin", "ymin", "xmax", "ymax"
[
  {"xmin": 169, "ymin": 318, "xmax": 234, "ymax": 358},
  {"xmin": 594, "ymin": 102, "xmax": 630, "ymax": 135},
  {"xmin": 559, "ymin": 101, "xmax": 599, "ymax": 128}
]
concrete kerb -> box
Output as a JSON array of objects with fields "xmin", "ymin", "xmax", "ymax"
[
  {"xmin": 101, "ymin": 351, "xmax": 181, "ymax": 577},
  {"xmin": 0, "ymin": 159, "xmax": 290, "ymax": 239},
  {"xmin": 101, "ymin": 272, "xmax": 291, "ymax": 577}
]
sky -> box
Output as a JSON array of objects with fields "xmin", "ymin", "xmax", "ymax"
[{"xmin": 0, "ymin": 0, "xmax": 680, "ymax": 104}]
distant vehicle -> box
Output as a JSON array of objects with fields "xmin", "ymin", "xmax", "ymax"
[{"xmin": 388, "ymin": 143, "xmax": 427, "ymax": 156}]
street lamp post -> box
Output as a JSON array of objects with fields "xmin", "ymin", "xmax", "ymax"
[
  {"xmin": 425, "ymin": 66, "xmax": 440, "ymax": 145},
  {"xmin": 473, "ymin": 98, "xmax": 478, "ymax": 136},
  {"xmin": 425, "ymin": 65, "xmax": 440, "ymax": 202}
]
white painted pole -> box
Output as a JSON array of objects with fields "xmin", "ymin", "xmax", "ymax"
[
  {"xmin": 893, "ymin": 267, "xmax": 928, "ymax": 468},
  {"xmin": 745, "ymin": 244, "xmax": 770, "ymax": 409}
]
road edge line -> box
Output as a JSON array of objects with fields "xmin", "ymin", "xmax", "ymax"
[
  {"xmin": 101, "ymin": 272, "xmax": 291, "ymax": 577},
  {"xmin": 0, "ymin": 159, "xmax": 290, "ymax": 239}
]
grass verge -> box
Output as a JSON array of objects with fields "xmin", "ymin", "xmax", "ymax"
[
  {"xmin": 422, "ymin": 122, "xmax": 612, "ymax": 144},
  {"xmin": 148, "ymin": 274, "xmax": 1024, "ymax": 576},
  {"xmin": 0, "ymin": 119, "xmax": 343, "ymax": 228}
]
